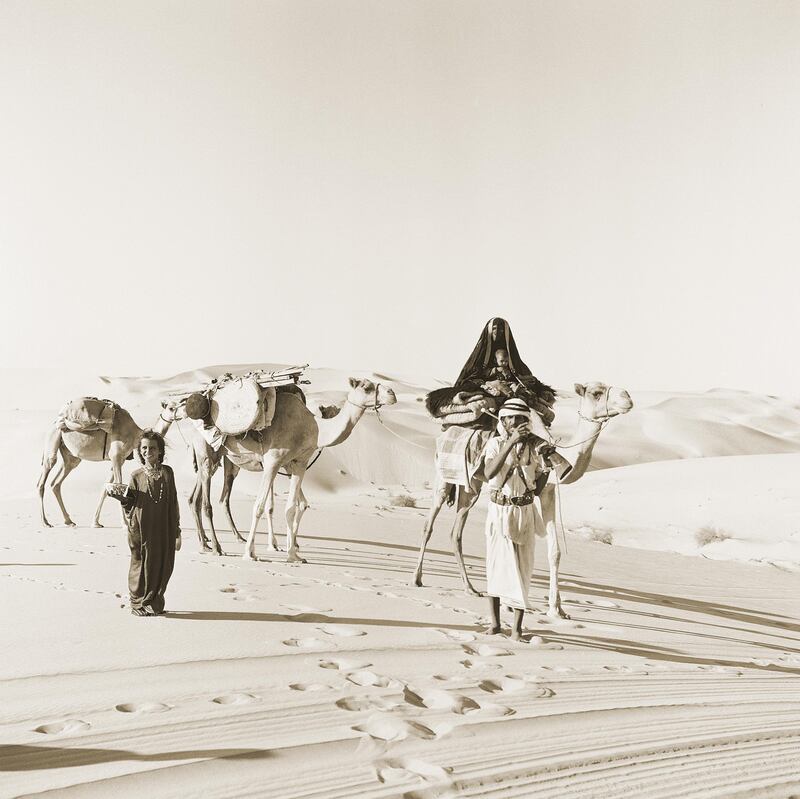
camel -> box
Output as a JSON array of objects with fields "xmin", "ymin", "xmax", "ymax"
[
  {"xmin": 37, "ymin": 398, "xmax": 184, "ymax": 529},
  {"xmin": 186, "ymin": 378, "xmax": 396, "ymax": 561},
  {"xmin": 411, "ymin": 382, "xmax": 633, "ymax": 618}
]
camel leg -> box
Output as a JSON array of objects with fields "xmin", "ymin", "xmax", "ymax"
[
  {"xmin": 411, "ymin": 480, "xmax": 451, "ymax": 587},
  {"xmin": 201, "ymin": 466, "xmax": 224, "ymax": 556},
  {"xmin": 265, "ymin": 485, "xmax": 281, "ymax": 552},
  {"xmin": 452, "ymin": 488, "xmax": 483, "ymax": 597},
  {"xmin": 243, "ymin": 459, "xmax": 281, "ymax": 562},
  {"xmin": 189, "ymin": 475, "xmax": 213, "ymax": 552},
  {"xmin": 540, "ymin": 485, "xmax": 569, "ymax": 619},
  {"xmin": 37, "ymin": 427, "xmax": 62, "ymax": 528},
  {"xmin": 284, "ymin": 464, "xmax": 308, "ymax": 564},
  {"xmin": 51, "ymin": 446, "xmax": 81, "ymax": 527},
  {"xmin": 220, "ymin": 457, "xmax": 245, "ymax": 542},
  {"xmin": 93, "ymin": 443, "xmax": 128, "ymax": 528},
  {"xmin": 291, "ymin": 487, "xmax": 310, "ymax": 550},
  {"xmin": 93, "ymin": 479, "xmax": 109, "ymax": 528}
]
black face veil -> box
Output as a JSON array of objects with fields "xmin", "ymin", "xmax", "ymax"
[{"xmin": 454, "ymin": 318, "xmax": 533, "ymax": 385}]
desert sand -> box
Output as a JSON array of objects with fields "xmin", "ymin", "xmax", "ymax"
[{"xmin": 1, "ymin": 365, "xmax": 799, "ymax": 798}]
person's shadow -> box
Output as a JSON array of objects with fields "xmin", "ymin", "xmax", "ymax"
[{"xmin": 0, "ymin": 744, "xmax": 271, "ymax": 772}]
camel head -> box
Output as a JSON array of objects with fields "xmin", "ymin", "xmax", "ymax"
[
  {"xmin": 574, "ymin": 382, "xmax": 633, "ymax": 421},
  {"xmin": 347, "ymin": 377, "xmax": 397, "ymax": 410},
  {"xmin": 160, "ymin": 397, "xmax": 189, "ymax": 422}
]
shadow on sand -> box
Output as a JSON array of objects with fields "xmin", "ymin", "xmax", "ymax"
[{"xmin": 0, "ymin": 745, "xmax": 271, "ymax": 772}]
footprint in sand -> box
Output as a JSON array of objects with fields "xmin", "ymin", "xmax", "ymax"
[
  {"xmin": 375, "ymin": 757, "xmax": 452, "ymax": 786},
  {"xmin": 462, "ymin": 643, "xmax": 513, "ymax": 658},
  {"xmin": 219, "ymin": 586, "xmax": 238, "ymax": 593},
  {"xmin": 115, "ymin": 702, "xmax": 170, "ymax": 714},
  {"xmin": 478, "ymin": 676, "xmax": 527, "ymax": 694},
  {"xmin": 475, "ymin": 702, "xmax": 516, "ymax": 717},
  {"xmin": 403, "ymin": 687, "xmax": 479, "ymax": 715},
  {"xmin": 317, "ymin": 624, "xmax": 366, "ymax": 638},
  {"xmin": 346, "ymin": 670, "xmax": 401, "ymax": 688},
  {"xmin": 528, "ymin": 636, "xmax": 564, "ymax": 649},
  {"xmin": 211, "ymin": 692, "xmax": 260, "ymax": 705},
  {"xmin": 318, "ymin": 657, "xmax": 371, "ymax": 672},
  {"xmin": 280, "ymin": 604, "xmax": 332, "ymax": 614},
  {"xmin": 289, "ymin": 682, "xmax": 332, "ymax": 692},
  {"xmin": 282, "ymin": 637, "xmax": 328, "ymax": 650},
  {"xmin": 34, "ymin": 720, "xmax": 91, "ymax": 735},
  {"xmin": 459, "ymin": 659, "xmax": 502, "ymax": 671},
  {"xmin": 535, "ymin": 687, "xmax": 555, "ymax": 698},
  {"xmin": 336, "ymin": 696, "xmax": 398, "ymax": 712},
  {"xmin": 584, "ymin": 599, "xmax": 619, "ymax": 608},
  {"xmin": 436, "ymin": 629, "xmax": 476, "ymax": 643},
  {"xmin": 353, "ymin": 714, "xmax": 437, "ymax": 742}
]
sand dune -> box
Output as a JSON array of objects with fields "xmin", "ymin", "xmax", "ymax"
[{"xmin": 1, "ymin": 366, "xmax": 798, "ymax": 798}]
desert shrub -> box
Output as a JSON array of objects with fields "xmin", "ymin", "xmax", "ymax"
[
  {"xmin": 695, "ymin": 526, "xmax": 731, "ymax": 547},
  {"xmin": 589, "ymin": 529, "xmax": 613, "ymax": 545},
  {"xmin": 388, "ymin": 493, "xmax": 417, "ymax": 508}
]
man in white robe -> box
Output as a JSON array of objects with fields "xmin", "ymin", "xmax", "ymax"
[{"xmin": 482, "ymin": 398, "xmax": 556, "ymax": 640}]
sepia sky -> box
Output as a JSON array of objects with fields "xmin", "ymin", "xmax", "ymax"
[{"xmin": 1, "ymin": 1, "xmax": 798, "ymax": 396}]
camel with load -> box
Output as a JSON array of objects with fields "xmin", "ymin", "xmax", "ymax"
[
  {"xmin": 412, "ymin": 382, "xmax": 633, "ymax": 617},
  {"xmin": 186, "ymin": 378, "xmax": 396, "ymax": 560},
  {"xmin": 37, "ymin": 398, "xmax": 184, "ymax": 528}
]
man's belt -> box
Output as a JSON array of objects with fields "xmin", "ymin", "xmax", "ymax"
[{"xmin": 489, "ymin": 490, "xmax": 534, "ymax": 507}]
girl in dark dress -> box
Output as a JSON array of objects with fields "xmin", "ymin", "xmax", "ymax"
[{"xmin": 107, "ymin": 430, "xmax": 181, "ymax": 617}]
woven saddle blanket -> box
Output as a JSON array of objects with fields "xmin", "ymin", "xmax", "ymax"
[{"xmin": 436, "ymin": 427, "xmax": 492, "ymax": 487}]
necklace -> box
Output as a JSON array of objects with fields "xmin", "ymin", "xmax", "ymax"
[{"xmin": 143, "ymin": 467, "xmax": 164, "ymax": 503}]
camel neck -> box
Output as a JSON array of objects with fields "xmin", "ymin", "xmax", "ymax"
[
  {"xmin": 556, "ymin": 413, "xmax": 603, "ymax": 484},
  {"xmin": 316, "ymin": 399, "xmax": 365, "ymax": 448},
  {"xmin": 152, "ymin": 415, "xmax": 174, "ymax": 438}
]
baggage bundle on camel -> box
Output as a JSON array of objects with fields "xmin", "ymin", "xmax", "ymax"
[
  {"xmin": 424, "ymin": 379, "xmax": 555, "ymax": 431},
  {"xmin": 57, "ymin": 397, "xmax": 118, "ymax": 434},
  {"xmin": 171, "ymin": 366, "xmax": 308, "ymax": 451}
]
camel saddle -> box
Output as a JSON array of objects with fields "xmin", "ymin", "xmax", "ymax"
[
  {"xmin": 208, "ymin": 377, "xmax": 276, "ymax": 436},
  {"xmin": 57, "ymin": 397, "xmax": 117, "ymax": 435}
]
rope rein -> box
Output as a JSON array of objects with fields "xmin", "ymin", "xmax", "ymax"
[{"xmin": 349, "ymin": 383, "xmax": 430, "ymax": 450}]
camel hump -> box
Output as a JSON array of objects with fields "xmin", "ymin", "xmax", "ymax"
[
  {"xmin": 57, "ymin": 397, "xmax": 117, "ymax": 434},
  {"xmin": 209, "ymin": 378, "xmax": 276, "ymax": 435}
]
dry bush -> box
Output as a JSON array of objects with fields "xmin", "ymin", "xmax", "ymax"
[
  {"xmin": 695, "ymin": 526, "xmax": 731, "ymax": 547},
  {"xmin": 388, "ymin": 493, "xmax": 418, "ymax": 508},
  {"xmin": 589, "ymin": 529, "xmax": 614, "ymax": 545}
]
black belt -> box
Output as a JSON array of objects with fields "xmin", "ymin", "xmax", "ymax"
[{"xmin": 489, "ymin": 490, "xmax": 534, "ymax": 507}]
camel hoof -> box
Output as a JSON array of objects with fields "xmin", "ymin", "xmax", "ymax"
[
  {"xmin": 201, "ymin": 545, "xmax": 213, "ymax": 553},
  {"xmin": 42, "ymin": 521, "xmax": 52, "ymax": 529},
  {"xmin": 411, "ymin": 577, "xmax": 423, "ymax": 588},
  {"xmin": 266, "ymin": 545, "xmax": 282, "ymax": 553},
  {"xmin": 213, "ymin": 548, "xmax": 224, "ymax": 557},
  {"xmin": 286, "ymin": 553, "xmax": 306, "ymax": 564},
  {"xmin": 547, "ymin": 609, "xmax": 570, "ymax": 620},
  {"xmin": 65, "ymin": 521, "xmax": 77, "ymax": 529},
  {"xmin": 242, "ymin": 552, "xmax": 257, "ymax": 562},
  {"xmin": 92, "ymin": 523, "xmax": 104, "ymax": 529}
]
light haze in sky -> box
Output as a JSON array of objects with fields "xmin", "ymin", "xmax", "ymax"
[{"xmin": 1, "ymin": 1, "xmax": 798, "ymax": 396}]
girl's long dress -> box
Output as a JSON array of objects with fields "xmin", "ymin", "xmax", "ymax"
[
  {"xmin": 121, "ymin": 465, "xmax": 180, "ymax": 613},
  {"xmin": 483, "ymin": 437, "xmax": 545, "ymax": 610}
]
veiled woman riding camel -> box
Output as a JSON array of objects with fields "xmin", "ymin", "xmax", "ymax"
[{"xmin": 426, "ymin": 316, "xmax": 556, "ymax": 439}]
